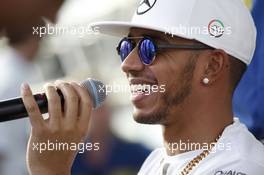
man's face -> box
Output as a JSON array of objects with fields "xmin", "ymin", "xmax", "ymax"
[{"xmin": 121, "ymin": 28, "xmax": 200, "ymax": 125}]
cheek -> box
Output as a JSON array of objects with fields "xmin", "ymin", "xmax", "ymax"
[{"xmin": 149, "ymin": 53, "xmax": 183, "ymax": 89}]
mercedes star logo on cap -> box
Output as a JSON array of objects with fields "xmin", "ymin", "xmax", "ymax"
[{"xmin": 137, "ymin": 0, "xmax": 157, "ymax": 15}]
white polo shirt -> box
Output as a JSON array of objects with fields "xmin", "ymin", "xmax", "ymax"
[{"xmin": 138, "ymin": 118, "xmax": 264, "ymax": 175}]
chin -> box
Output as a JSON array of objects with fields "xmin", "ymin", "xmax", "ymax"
[
  {"xmin": 132, "ymin": 105, "xmax": 166, "ymax": 125},
  {"xmin": 131, "ymin": 91, "xmax": 168, "ymax": 124}
]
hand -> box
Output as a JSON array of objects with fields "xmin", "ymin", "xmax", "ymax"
[{"xmin": 21, "ymin": 81, "xmax": 92, "ymax": 175}]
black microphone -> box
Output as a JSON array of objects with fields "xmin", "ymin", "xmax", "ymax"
[{"xmin": 0, "ymin": 79, "xmax": 106, "ymax": 122}]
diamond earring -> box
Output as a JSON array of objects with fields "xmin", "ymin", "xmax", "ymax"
[{"xmin": 203, "ymin": 78, "xmax": 210, "ymax": 85}]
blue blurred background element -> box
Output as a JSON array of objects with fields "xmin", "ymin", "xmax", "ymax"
[{"xmin": 233, "ymin": 0, "xmax": 264, "ymax": 140}]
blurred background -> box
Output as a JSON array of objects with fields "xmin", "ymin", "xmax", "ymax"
[{"xmin": 0, "ymin": 0, "xmax": 263, "ymax": 175}]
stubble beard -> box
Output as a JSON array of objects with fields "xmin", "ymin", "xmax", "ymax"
[{"xmin": 134, "ymin": 54, "xmax": 198, "ymax": 125}]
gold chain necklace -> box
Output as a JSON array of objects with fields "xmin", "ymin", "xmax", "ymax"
[{"xmin": 178, "ymin": 135, "xmax": 221, "ymax": 175}]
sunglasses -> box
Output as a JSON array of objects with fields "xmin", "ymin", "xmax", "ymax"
[{"xmin": 117, "ymin": 36, "xmax": 213, "ymax": 65}]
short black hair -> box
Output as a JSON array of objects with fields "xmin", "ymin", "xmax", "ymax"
[{"xmin": 229, "ymin": 56, "xmax": 247, "ymax": 92}]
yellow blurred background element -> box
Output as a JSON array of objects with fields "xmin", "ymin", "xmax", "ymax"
[{"xmin": 244, "ymin": 0, "xmax": 253, "ymax": 9}]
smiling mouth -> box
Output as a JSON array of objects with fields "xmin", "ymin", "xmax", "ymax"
[
  {"xmin": 130, "ymin": 84, "xmax": 154, "ymax": 95},
  {"xmin": 129, "ymin": 83, "xmax": 159, "ymax": 103},
  {"xmin": 128, "ymin": 78, "xmax": 158, "ymax": 102}
]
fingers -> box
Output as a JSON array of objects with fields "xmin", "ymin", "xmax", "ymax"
[
  {"xmin": 70, "ymin": 82, "xmax": 92, "ymax": 127},
  {"xmin": 21, "ymin": 83, "xmax": 44, "ymax": 129},
  {"xmin": 21, "ymin": 80, "xmax": 92, "ymax": 135},
  {"xmin": 44, "ymin": 83, "xmax": 62, "ymax": 129},
  {"xmin": 55, "ymin": 81, "xmax": 79, "ymax": 126}
]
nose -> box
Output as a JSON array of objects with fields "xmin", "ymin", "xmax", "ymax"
[{"xmin": 121, "ymin": 47, "xmax": 145, "ymax": 73}]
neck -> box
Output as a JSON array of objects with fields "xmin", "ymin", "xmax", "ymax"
[{"xmin": 162, "ymin": 94, "xmax": 233, "ymax": 156}]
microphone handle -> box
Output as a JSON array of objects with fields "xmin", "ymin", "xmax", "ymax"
[{"xmin": 0, "ymin": 90, "xmax": 64, "ymax": 122}]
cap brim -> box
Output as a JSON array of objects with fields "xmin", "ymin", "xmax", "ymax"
[{"xmin": 90, "ymin": 21, "xmax": 178, "ymax": 38}]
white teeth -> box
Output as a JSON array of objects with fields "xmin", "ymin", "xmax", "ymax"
[{"xmin": 130, "ymin": 84, "xmax": 152, "ymax": 94}]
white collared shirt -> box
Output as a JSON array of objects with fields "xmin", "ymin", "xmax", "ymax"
[{"xmin": 138, "ymin": 118, "xmax": 264, "ymax": 175}]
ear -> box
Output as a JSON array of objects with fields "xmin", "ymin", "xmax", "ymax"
[{"xmin": 201, "ymin": 49, "xmax": 229, "ymax": 85}]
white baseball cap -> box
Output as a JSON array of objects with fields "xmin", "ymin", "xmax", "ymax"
[{"xmin": 91, "ymin": 0, "xmax": 256, "ymax": 65}]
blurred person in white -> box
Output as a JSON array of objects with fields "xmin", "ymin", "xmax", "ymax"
[
  {"xmin": 17, "ymin": 0, "xmax": 264, "ymax": 175},
  {"xmin": 0, "ymin": 0, "xmax": 64, "ymax": 174},
  {"xmin": 0, "ymin": 32, "xmax": 43, "ymax": 175}
]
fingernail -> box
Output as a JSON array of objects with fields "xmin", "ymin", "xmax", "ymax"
[
  {"xmin": 44, "ymin": 82, "xmax": 53, "ymax": 88},
  {"xmin": 21, "ymin": 82, "xmax": 30, "ymax": 94},
  {"xmin": 70, "ymin": 82, "xmax": 78, "ymax": 86},
  {"xmin": 55, "ymin": 79, "xmax": 63, "ymax": 83}
]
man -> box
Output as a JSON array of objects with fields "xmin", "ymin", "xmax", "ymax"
[{"xmin": 22, "ymin": 0, "xmax": 264, "ymax": 175}]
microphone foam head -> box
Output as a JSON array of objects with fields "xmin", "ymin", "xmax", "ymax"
[{"xmin": 80, "ymin": 79, "xmax": 106, "ymax": 109}]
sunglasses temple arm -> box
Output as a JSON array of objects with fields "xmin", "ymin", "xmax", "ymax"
[{"xmin": 157, "ymin": 44, "xmax": 213, "ymax": 50}]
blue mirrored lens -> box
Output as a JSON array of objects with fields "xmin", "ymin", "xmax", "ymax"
[
  {"xmin": 139, "ymin": 38, "xmax": 156, "ymax": 65},
  {"xmin": 119, "ymin": 40, "xmax": 133, "ymax": 62}
]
